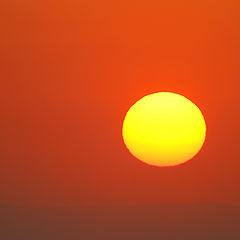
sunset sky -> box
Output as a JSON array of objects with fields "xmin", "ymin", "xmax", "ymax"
[{"xmin": 0, "ymin": 0, "xmax": 240, "ymax": 207}]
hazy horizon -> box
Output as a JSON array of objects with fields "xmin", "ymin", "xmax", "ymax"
[{"xmin": 1, "ymin": 204, "xmax": 240, "ymax": 239}]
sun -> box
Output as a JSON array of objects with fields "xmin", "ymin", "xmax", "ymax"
[{"xmin": 122, "ymin": 92, "xmax": 207, "ymax": 167}]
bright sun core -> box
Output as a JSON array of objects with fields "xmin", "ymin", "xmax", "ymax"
[{"xmin": 122, "ymin": 92, "xmax": 207, "ymax": 167}]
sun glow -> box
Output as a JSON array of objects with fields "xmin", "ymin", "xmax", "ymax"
[{"xmin": 122, "ymin": 92, "xmax": 207, "ymax": 167}]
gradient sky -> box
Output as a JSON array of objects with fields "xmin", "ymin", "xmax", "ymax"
[{"xmin": 0, "ymin": 0, "xmax": 240, "ymax": 206}]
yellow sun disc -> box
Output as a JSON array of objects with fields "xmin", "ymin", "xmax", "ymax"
[{"xmin": 122, "ymin": 92, "xmax": 207, "ymax": 167}]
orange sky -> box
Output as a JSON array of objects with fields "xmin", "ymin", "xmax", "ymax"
[{"xmin": 0, "ymin": 0, "xmax": 240, "ymax": 206}]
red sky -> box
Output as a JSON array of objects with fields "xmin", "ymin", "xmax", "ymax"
[{"xmin": 0, "ymin": 0, "xmax": 240, "ymax": 206}]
